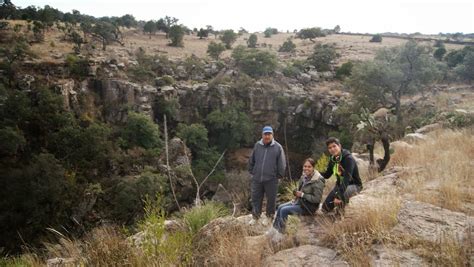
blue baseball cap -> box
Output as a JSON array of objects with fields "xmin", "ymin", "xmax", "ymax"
[{"xmin": 262, "ymin": 126, "xmax": 273, "ymax": 134}]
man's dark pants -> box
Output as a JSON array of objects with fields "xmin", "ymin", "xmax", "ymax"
[{"xmin": 251, "ymin": 178, "xmax": 278, "ymax": 219}]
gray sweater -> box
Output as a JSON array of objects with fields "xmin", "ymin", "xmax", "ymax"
[{"xmin": 248, "ymin": 139, "xmax": 286, "ymax": 182}]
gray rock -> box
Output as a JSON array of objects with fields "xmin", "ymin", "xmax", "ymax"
[
  {"xmin": 403, "ymin": 133, "xmax": 429, "ymax": 144},
  {"xmin": 415, "ymin": 123, "xmax": 442, "ymax": 134},
  {"xmin": 393, "ymin": 200, "xmax": 473, "ymax": 243},
  {"xmin": 308, "ymin": 70, "xmax": 320, "ymax": 81},
  {"xmin": 263, "ymin": 245, "xmax": 349, "ymax": 267},
  {"xmin": 17, "ymin": 74, "xmax": 35, "ymax": 91},
  {"xmin": 297, "ymin": 73, "xmax": 311, "ymax": 84},
  {"xmin": 321, "ymin": 71, "xmax": 334, "ymax": 80},
  {"xmin": 211, "ymin": 184, "xmax": 233, "ymax": 205}
]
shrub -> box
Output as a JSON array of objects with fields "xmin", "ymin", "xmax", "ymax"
[
  {"xmin": 370, "ymin": 34, "xmax": 382, "ymax": 42},
  {"xmin": 307, "ymin": 43, "xmax": 338, "ymax": 71},
  {"xmin": 66, "ymin": 54, "xmax": 89, "ymax": 77},
  {"xmin": 296, "ymin": 27, "xmax": 325, "ymax": 41},
  {"xmin": 231, "ymin": 45, "xmax": 278, "ymax": 77},
  {"xmin": 247, "ymin": 33, "xmax": 257, "ymax": 48},
  {"xmin": 278, "ymin": 38, "xmax": 296, "ymax": 52},
  {"xmin": 207, "ymin": 41, "xmax": 226, "ymax": 60},
  {"xmin": 335, "ymin": 61, "xmax": 354, "ymax": 79},
  {"xmin": 183, "ymin": 201, "xmax": 229, "ymax": 234},
  {"xmin": 433, "ymin": 47, "xmax": 447, "ymax": 61},
  {"xmin": 120, "ymin": 112, "xmax": 162, "ymax": 150},
  {"xmin": 220, "ymin": 29, "xmax": 237, "ymax": 49},
  {"xmin": 454, "ymin": 51, "xmax": 474, "ymax": 81},
  {"xmin": 168, "ymin": 25, "xmax": 184, "ymax": 47}
]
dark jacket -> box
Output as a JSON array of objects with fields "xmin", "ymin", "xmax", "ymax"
[
  {"xmin": 296, "ymin": 171, "xmax": 325, "ymax": 215},
  {"xmin": 248, "ymin": 139, "xmax": 286, "ymax": 182},
  {"xmin": 322, "ymin": 149, "xmax": 362, "ymax": 193}
]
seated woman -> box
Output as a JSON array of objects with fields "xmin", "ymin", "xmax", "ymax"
[{"xmin": 266, "ymin": 158, "xmax": 325, "ymax": 238}]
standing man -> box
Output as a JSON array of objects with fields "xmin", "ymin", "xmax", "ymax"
[
  {"xmin": 321, "ymin": 137, "xmax": 363, "ymax": 212},
  {"xmin": 248, "ymin": 126, "xmax": 286, "ymax": 226}
]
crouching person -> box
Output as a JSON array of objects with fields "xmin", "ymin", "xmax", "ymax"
[
  {"xmin": 266, "ymin": 158, "xmax": 325, "ymax": 239},
  {"xmin": 321, "ymin": 137, "xmax": 363, "ymax": 213}
]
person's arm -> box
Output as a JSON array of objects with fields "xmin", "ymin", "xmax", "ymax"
[
  {"xmin": 302, "ymin": 180, "xmax": 325, "ymax": 204},
  {"xmin": 248, "ymin": 144, "xmax": 256, "ymax": 175},
  {"xmin": 321, "ymin": 160, "xmax": 333, "ymax": 179},
  {"xmin": 277, "ymin": 145, "xmax": 286, "ymax": 178}
]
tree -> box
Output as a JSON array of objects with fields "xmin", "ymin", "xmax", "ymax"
[
  {"xmin": 0, "ymin": 36, "xmax": 36, "ymax": 85},
  {"xmin": 232, "ymin": 45, "xmax": 278, "ymax": 77},
  {"xmin": 70, "ymin": 31, "xmax": 83, "ymax": 53},
  {"xmin": 264, "ymin": 27, "xmax": 273, "ymax": 38},
  {"xmin": 91, "ymin": 21, "xmax": 123, "ymax": 50},
  {"xmin": 433, "ymin": 47, "xmax": 447, "ymax": 61},
  {"xmin": 207, "ymin": 41, "xmax": 225, "ymax": 60},
  {"xmin": 349, "ymin": 41, "xmax": 440, "ymax": 122},
  {"xmin": 307, "ymin": 43, "xmax": 338, "ymax": 71},
  {"xmin": 168, "ymin": 25, "xmax": 184, "ymax": 47},
  {"xmin": 197, "ymin": 28, "xmax": 208, "ymax": 39},
  {"xmin": 176, "ymin": 123, "xmax": 209, "ymax": 154},
  {"xmin": 220, "ymin": 29, "xmax": 237, "ymax": 49},
  {"xmin": 370, "ymin": 34, "xmax": 382, "ymax": 43},
  {"xmin": 278, "ymin": 38, "xmax": 296, "ymax": 52},
  {"xmin": 0, "ymin": 0, "xmax": 17, "ymax": 20},
  {"xmin": 334, "ymin": 25, "xmax": 341, "ymax": 34},
  {"xmin": 118, "ymin": 14, "xmax": 137, "ymax": 28},
  {"xmin": 455, "ymin": 51, "xmax": 474, "ymax": 81},
  {"xmin": 120, "ymin": 112, "xmax": 162, "ymax": 150},
  {"xmin": 247, "ymin": 33, "xmax": 257, "ymax": 48},
  {"xmin": 32, "ymin": 20, "xmax": 45, "ymax": 42},
  {"xmin": 144, "ymin": 20, "xmax": 157, "ymax": 38},
  {"xmin": 205, "ymin": 103, "xmax": 253, "ymax": 150},
  {"xmin": 296, "ymin": 27, "xmax": 325, "ymax": 42},
  {"xmin": 80, "ymin": 21, "xmax": 92, "ymax": 41},
  {"xmin": 157, "ymin": 16, "xmax": 179, "ymax": 38}
]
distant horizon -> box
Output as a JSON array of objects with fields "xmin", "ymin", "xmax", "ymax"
[{"xmin": 11, "ymin": 0, "xmax": 474, "ymax": 35}]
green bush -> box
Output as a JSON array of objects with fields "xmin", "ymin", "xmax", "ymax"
[
  {"xmin": 231, "ymin": 45, "xmax": 278, "ymax": 77},
  {"xmin": 433, "ymin": 47, "xmax": 447, "ymax": 61},
  {"xmin": 138, "ymin": 196, "xmax": 193, "ymax": 265},
  {"xmin": 307, "ymin": 43, "xmax": 338, "ymax": 71},
  {"xmin": 120, "ymin": 112, "xmax": 162, "ymax": 150},
  {"xmin": 66, "ymin": 54, "xmax": 89, "ymax": 77},
  {"xmin": 176, "ymin": 123, "xmax": 209, "ymax": 154},
  {"xmin": 279, "ymin": 38, "xmax": 296, "ymax": 52},
  {"xmin": 454, "ymin": 51, "xmax": 474, "ymax": 81},
  {"xmin": 206, "ymin": 103, "xmax": 254, "ymax": 150},
  {"xmin": 207, "ymin": 41, "xmax": 226, "ymax": 60},
  {"xmin": 183, "ymin": 201, "xmax": 229, "ymax": 234},
  {"xmin": 369, "ymin": 34, "xmax": 382, "ymax": 43},
  {"xmin": 247, "ymin": 33, "xmax": 257, "ymax": 48},
  {"xmin": 169, "ymin": 25, "xmax": 184, "ymax": 47},
  {"xmin": 297, "ymin": 27, "xmax": 325, "ymax": 41},
  {"xmin": 220, "ymin": 30, "xmax": 237, "ymax": 49},
  {"xmin": 335, "ymin": 61, "xmax": 354, "ymax": 80}
]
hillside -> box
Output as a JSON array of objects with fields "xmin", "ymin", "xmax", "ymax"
[{"xmin": 1, "ymin": 7, "xmax": 474, "ymax": 266}]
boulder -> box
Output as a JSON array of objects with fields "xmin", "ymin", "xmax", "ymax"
[
  {"xmin": 393, "ymin": 200, "xmax": 473, "ymax": 243},
  {"xmin": 211, "ymin": 184, "xmax": 233, "ymax": 206},
  {"xmin": 403, "ymin": 133, "xmax": 429, "ymax": 144},
  {"xmin": 415, "ymin": 123, "xmax": 441, "ymax": 134},
  {"xmin": 263, "ymin": 245, "xmax": 348, "ymax": 267}
]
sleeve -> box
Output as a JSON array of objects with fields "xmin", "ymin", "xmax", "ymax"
[
  {"xmin": 341, "ymin": 156, "xmax": 356, "ymax": 187},
  {"xmin": 303, "ymin": 180, "xmax": 324, "ymax": 204},
  {"xmin": 277, "ymin": 145, "xmax": 286, "ymax": 178},
  {"xmin": 248, "ymin": 144, "xmax": 256, "ymax": 175},
  {"xmin": 321, "ymin": 160, "xmax": 333, "ymax": 179}
]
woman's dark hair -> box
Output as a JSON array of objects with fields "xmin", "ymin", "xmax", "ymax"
[
  {"xmin": 325, "ymin": 137, "xmax": 341, "ymax": 147},
  {"xmin": 303, "ymin": 158, "xmax": 316, "ymax": 166}
]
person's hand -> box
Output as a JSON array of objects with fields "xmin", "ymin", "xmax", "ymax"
[
  {"xmin": 295, "ymin": 191, "xmax": 304, "ymax": 198},
  {"xmin": 334, "ymin": 198, "xmax": 342, "ymax": 205}
]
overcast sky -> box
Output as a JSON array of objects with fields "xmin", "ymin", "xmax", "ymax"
[{"xmin": 13, "ymin": 0, "xmax": 474, "ymax": 34}]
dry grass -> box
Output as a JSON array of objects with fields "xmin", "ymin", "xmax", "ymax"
[
  {"xmin": 390, "ymin": 128, "xmax": 474, "ymax": 214},
  {"xmin": 320, "ymin": 197, "xmax": 400, "ymax": 266}
]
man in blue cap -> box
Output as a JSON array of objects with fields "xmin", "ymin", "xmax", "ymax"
[{"xmin": 248, "ymin": 126, "xmax": 286, "ymax": 226}]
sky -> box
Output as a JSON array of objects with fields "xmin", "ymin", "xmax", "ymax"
[{"xmin": 12, "ymin": 0, "xmax": 474, "ymax": 34}]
